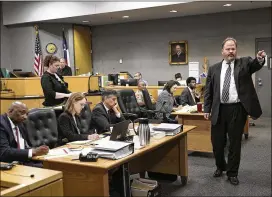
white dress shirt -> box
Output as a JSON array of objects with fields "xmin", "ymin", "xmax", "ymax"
[
  {"xmin": 103, "ymin": 103, "xmax": 121, "ymax": 118},
  {"xmin": 187, "ymin": 87, "xmax": 196, "ymax": 103},
  {"xmin": 7, "ymin": 116, "xmax": 32, "ymax": 158},
  {"xmin": 72, "ymin": 115, "xmax": 80, "ymax": 134},
  {"xmin": 220, "ymin": 58, "xmax": 264, "ymax": 103},
  {"xmin": 220, "ymin": 60, "xmax": 240, "ymax": 103}
]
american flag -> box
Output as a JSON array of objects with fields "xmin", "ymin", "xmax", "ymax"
[
  {"xmin": 62, "ymin": 30, "xmax": 70, "ymax": 67},
  {"xmin": 33, "ymin": 28, "xmax": 43, "ymax": 76}
]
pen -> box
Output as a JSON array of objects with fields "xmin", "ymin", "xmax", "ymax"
[{"xmin": 63, "ymin": 149, "xmax": 68, "ymax": 154}]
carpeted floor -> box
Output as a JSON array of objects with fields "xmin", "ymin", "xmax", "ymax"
[{"xmin": 158, "ymin": 117, "xmax": 271, "ymax": 196}]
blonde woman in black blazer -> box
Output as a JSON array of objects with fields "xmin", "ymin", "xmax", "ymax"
[{"xmin": 58, "ymin": 92, "xmax": 99, "ymax": 142}]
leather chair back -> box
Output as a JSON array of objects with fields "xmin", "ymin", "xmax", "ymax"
[
  {"xmin": 175, "ymin": 95, "xmax": 181, "ymax": 106},
  {"xmin": 117, "ymin": 89, "xmax": 141, "ymax": 117},
  {"xmin": 79, "ymin": 104, "xmax": 92, "ymax": 133},
  {"xmin": 142, "ymin": 89, "xmax": 155, "ymax": 110},
  {"xmin": 26, "ymin": 108, "xmax": 58, "ymax": 148}
]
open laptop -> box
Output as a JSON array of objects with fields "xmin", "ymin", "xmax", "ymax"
[{"xmin": 110, "ymin": 120, "xmax": 130, "ymax": 141}]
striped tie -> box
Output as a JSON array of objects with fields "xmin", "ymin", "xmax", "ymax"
[{"xmin": 222, "ymin": 63, "xmax": 231, "ymax": 103}]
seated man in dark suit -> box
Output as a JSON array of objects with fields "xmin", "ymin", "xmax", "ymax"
[
  {"xmin": 57, "ymin": 58, "xmax": 72, "ymax": 76},
  {"xmin": 180, "ymin": 77, "xmax": 201, "ymax": 106},
  {"xmin": 0, "ymin": 102, "xmax": 49, "ymax": 165},
  {"xmin": 91, "ymin": 90, "xmax": 125, "ymax": 134}
]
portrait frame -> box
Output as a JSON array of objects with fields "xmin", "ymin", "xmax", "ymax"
[{"xmin": 169, "ymin": 41, "xmax": 188, "ymax": 65}]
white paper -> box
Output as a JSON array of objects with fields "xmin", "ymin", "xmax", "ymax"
[
  {"xmin": 189, "ymin": 62, "xmax": 199, "ymax": 70},
  {"xmin": 67, "ymin": 139, "xmax": 95, "ymax": 145},
  {"xmin": 189, "ymin": 62, "xmax": 199, "ymax": 79},
  {"xmin": 189, "ymin": 70, "xmax": 199, "ymax": 79}
]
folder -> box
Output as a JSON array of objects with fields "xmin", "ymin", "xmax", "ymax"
[{"xmin": 153, "ymin": 123, "xmax": 183, "ymax": 136}]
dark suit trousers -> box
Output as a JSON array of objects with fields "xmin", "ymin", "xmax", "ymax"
[{"xmin": 211, "ymin": 103, "xmax": 247, "ymax": 177}]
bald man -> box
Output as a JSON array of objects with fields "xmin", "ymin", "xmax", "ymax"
[
  {"xmin": 57, "ymin": 58, "xmax": 72, "ymax": 76},
  {"xmin": 0, "ymin": 102, "xmax": 49, "ymax": 164}
]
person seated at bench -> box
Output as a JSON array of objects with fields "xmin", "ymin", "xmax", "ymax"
[
  {"xmin": 180, "ymin": 77, "xmax": 201, "ymax": 106},
  {"xmin": 58, "ymin": 92, "xmax": 99, "ymax": 142},
  {"xmin": 91, "ymin": 90, "xmax": 125, "ymax": 134},
  {"xmin": 0, "ymin": 102, "xmax": 49, "ymax": 166},
  {"xmin": 135, "ymin": 80, "xmax": 155, "ymax": 108},
  {"xmin": 156, "ymin": 80, "xmax": 181, "ymax": 120}
]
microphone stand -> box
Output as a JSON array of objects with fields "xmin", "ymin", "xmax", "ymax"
[{"xmin": 87, "ymin": 73, "xmax": 94, "ymax": 93}]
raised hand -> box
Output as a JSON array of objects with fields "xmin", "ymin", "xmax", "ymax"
[
  {"xmin": 257, "ymin": 50, "xmax": 266, "ymax": 60},
  {"xmin": 204, "ymin": 113, "xmax": 210, "ymax": 120}
]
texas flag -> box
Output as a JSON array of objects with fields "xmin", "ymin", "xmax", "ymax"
[{"xmin": 62, "ymin": 30, "xmax": 70, "ymax": 67}]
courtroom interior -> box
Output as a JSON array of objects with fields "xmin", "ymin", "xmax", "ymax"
[{"xmin": 0, "ymin": 1, "xmax": 271, "ymax": 197}]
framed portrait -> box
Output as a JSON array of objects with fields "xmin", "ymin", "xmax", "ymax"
[{"xmin": 169, "ymin": 41, "xmax": 188, "ymax": 65}]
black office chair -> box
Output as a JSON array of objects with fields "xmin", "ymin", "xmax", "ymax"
[
  {"xmin": 25, "ymin": 108, "xmax": 58, "ymax": 149},
  {"xmin": 117, "ymin": 89, "xmax": 142, "ymax": 119},
  {"xmin": 174, "ymin": 95, "xmax": 181, "ymax": 106},
  {"xmin": 79, "ymin": 104, "xmax": 93, "ymax": 133},
  {"xmin": 117, "ymin": 89, "xmax": 160, "ymax": 122},
  {"xmin": 142, "ymin": 89, "xmax": 156, "ymax": 110}
]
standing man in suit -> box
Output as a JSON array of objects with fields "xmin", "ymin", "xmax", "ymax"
[
  {"xmin": 91, "ymin": 90, "xmax": 125, "ymax": 133},
  {"xmin": 57, "ymin": 58, "xmax": 72, "ymax": 76},
  {"xmin": 204, "ymin": 37, "xmax": 266, "ymax": 185},
  {"xmin": 180, "ymin": 77, "xmax": 201, "ymax": 106},
  {"xmin": 171, "ymin": 45, "xmax": 185, "ymax": 62},
  {"xmin": 0, "ymin": 102, "xmax": 49, "ymax": 164}
]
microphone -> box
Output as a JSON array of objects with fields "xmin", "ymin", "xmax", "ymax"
[{"xmin": 88, "ymin": 73, "xmax": 94, "ymax": 93}]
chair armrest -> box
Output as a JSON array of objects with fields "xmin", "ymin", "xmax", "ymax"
[
  {"xmin": 141, "ymin": 109, "xmax": 159, "ymax": 114},
  {"xmin": 122, "ymin": 113, "xmax": 138, "ymax": 120}
]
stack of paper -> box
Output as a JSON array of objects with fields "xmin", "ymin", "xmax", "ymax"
[
  {"xmin": 91, "ymin": 141, "xmax": 134, "ymax": 160},
  {"xmin": 67, "ymin": 140, "xmax": 95, "ymax": 145},
  {"xmin": 153, "ymin": 123, "xmax": 182, "ymax": 136}
]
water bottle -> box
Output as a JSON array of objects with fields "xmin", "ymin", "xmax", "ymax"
[{"xmin": 137, "ymin": 118, "xmax": 150, "ymax": 146}]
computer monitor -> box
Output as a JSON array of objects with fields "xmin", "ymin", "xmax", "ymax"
[
  {"xmin": 10, "ymin": 71, "xmax": 37, "ymax": 78},
  {"xmin": 108, "ymin": 74, "xmax": 119, "ymax": 85},
  {"xmin": 120, "ymin": 79, "xmax": 138, "ymax": 86},
  {"xmin": 0, "ymin": 68, "xmax": 10, "ymax": 78},
  {"xmin": 158, "ymin": 81, "xmax": 168, "ymax": 86}
]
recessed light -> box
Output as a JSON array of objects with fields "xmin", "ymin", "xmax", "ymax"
[
  {"xmin": 82, "ymin": 20, "xmax": 90, "ymax": 23},
  {"xmin": 170, "ymin": 10, "xmax": 178, "ymax": 13},
  {"xmin": 223, "ymin": 4, "xmax": 232, "ymax": 7},
  {"xmin": 122, "ymin": 16, "xmax": 129, "ymax": 18}
]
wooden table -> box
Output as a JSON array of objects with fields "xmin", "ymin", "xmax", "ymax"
[
  {"xmin": 35, "ymin": 125, "xmax": 196, "ymax": 197},
  {"xmin": 0, "ymin": 163, "xmax": 63, "ymax": 196},
  {"xmin": 172, "ymin": 112, "xmax": 249, "ymax": 153}
]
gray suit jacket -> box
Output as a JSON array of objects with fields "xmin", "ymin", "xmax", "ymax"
[
  {"xmin": 156, "ymin": 90, "xmax": 175, "ymax": 119},
  {"xmin": 180, "ymin": 87, "xmax": 198, "ymax": 106}
]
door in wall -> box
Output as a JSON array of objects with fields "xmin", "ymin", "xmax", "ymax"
[
  {"xmin": 255, "ymin": 37, "xmax": 271, "ymax": 117},
  {"xmin": 73, "ymin": 25, "xmax": 92, "ymax": 75}
]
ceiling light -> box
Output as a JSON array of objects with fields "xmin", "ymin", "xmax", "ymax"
[
  {"xmin": 82, "ymin": 20, "xmax": 90, "ymax": 23},
  {"xmin": 170, "ymin": 10, "xmax": 177, "ymax": 13},
  {"xmin": 223, "ymin": 4, "xmax": 232, "ymax": 7},
  {"xmin": 122, "ymin": 16, "xmax": 129, "ymax": 18}
]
